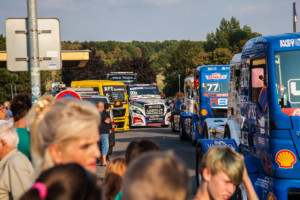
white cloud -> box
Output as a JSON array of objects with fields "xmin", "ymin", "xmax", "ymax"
[
  {"xmin": 142, "ymin": 0, "xmax": 180, "ymax": 6},
  {"xmin": 228, "ymin": 5, "xmax": 270, "ymax": 16}
]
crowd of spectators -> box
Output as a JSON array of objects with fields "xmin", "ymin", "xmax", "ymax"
[{"xmin": 0, "ymin": 94, "xmax": 258, "ymax": 200}]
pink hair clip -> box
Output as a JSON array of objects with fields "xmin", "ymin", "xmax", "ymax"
[{"xmin": 32, "ymin": 182, "xmax": 47, "ymax": 199}]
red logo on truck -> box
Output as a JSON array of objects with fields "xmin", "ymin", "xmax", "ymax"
[{"xmin": 205, "ymin": 73, "xmax": 227, "ymax": 80}]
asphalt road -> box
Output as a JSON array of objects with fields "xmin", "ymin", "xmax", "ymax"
[{"xmin": 96, "ymin": 126, "xmax": 198, "ymax": 199}]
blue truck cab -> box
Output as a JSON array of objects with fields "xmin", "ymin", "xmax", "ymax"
[
  {"xmin": 192, "ymin": 65, "xmax": 230, "ymax": 140},
  {"xmin": 222, "ymin": 33, "xmax": 300, "ymax": 199}
]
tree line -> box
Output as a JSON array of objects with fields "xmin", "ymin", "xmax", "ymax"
[{"xmin": 0, "ymin": 17, "xmax": 261, "ymax": 100}]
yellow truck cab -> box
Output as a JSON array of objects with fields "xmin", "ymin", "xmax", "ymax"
[{"xmin": 71, "ymin": 80, "xmax": 130, "ymax": 131}]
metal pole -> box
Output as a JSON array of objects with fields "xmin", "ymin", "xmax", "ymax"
[
  {"xmin": 27, "ymin": 0, "xmax": 41, "ymax": 102},
  {"xmin": 294, "ymin": 2, "xmax": 296, "ymax": 32},
  {"xmin": 178, "ymin": 74, "xmax": 181, "ymax": 93},
  {"xmin": 11, "ymin": 83, "xmax": 13, "ymax": 99}
]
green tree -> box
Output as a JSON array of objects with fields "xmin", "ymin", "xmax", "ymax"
[
  {"xmin": 204, "ymin": 17, "xmax": 261, "ymax": 54},
  {"xmin": 0, "ymin": 34, "xmax": 5, "ymax": 51},
  {"xmin": 163, "ymin": 41, "xmax": 201, "ymax": 97},
  {"xmin": 118, "ymin": 56, "xmax": 156, "ymax": 84},
  {"xmin": 208, "ymin": 48, "xmax": 233, "ymax": 65}
]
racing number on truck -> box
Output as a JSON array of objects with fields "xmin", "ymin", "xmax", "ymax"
[{"xmin": 207, "ymin": 83, "xmax": 219, "ymax": 92}]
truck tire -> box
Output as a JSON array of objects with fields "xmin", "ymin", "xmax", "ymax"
[
  {"xmin": 129, "ymin": 115, "xmax": 133, "ymax": 128},
  {"xmin": 195, "ymin": 143, "xmax": 203, "ymax": 187},
  {"xmin": 171, "ymin": 115, "xmax": 176, "ymax": 132},
  {"xmin": 190, "ymin": 119, "xmax": 197, "ymax": 146},
  {"xmin": 224, "ymin": 125, "xmax": 231, "ymax": 139},
  {"xmin": 179, "ymin": 120, "xmax": 188, "ymax": 141},
  {"xmin": 203, "ymin": 123, "xmax": 208, "ymax": 139}
]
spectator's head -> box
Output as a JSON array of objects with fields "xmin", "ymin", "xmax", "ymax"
[
  {"xmin": 97, "ymin": 102, "xmax": 104, "ymax": 112},
  {"xmin": 26, "ymin": 96, "xmax": 101, "ymax": 175},
  {"xmin": 104, "ymin": 157, "xmax": 127, "ymax": 200},
  {"xmin": 104, "ymin": 103, "xmax": 111, "ymax": 110},
  {"xmin": 125, "ymin": 138, "xmax": 161, "ymax": 165},
  {"xmin": 4, "ymin": 101, "xmax": 11, "ymax": 109},
  {"xmin": 0, "ymin": 120, "xmax": 19, "ymax": 159},
  {"xmin": 0, "ymin": 101, "xmax": 8, "ymax": 120},
  {"xmin": 122, "ymin": 151, "xmax": 190, "ymax": 200},
  {"xmin": 20, "ymin": 163, "xmax": 102, "ymax": 200},
  {"xmin": 10, "ymin": 93, "xmax": 32, "ymax": 122},
  {"xmin": 199, "ymin": 146, "xmax": 244, "ymax": 199}
]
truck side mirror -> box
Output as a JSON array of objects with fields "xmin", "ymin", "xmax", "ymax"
[{"xmin": 251, "ymin": 68, "xmax": 264, "ymax": 88}]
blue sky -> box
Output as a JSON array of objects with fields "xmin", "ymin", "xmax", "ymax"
[{"xmin": 0, "ymin": 0, "xmax": 299, "ymax": 42}]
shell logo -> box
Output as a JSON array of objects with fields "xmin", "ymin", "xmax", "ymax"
[
  {"xmin": 267, "ymin": 192, "xmax": 276, "ymax": 200},
  {"xmin": 275, "ymin": 150, "xmax": 296, "ymax": 168}
]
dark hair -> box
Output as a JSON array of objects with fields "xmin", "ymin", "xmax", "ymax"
[
  {"xmin": 125, "ymin": 139, "xmax": 161, "ymax": 165},
  {"xmin": 20, "ymin": 163, "xmax": 102, "ymax": 200},
  {"xmin": 10, "ymin": 93, "xmax": 31, "ymax": 122},
  {"xmin": 104, "ymin": 103, "xmax": 111, "ymax": 110}
]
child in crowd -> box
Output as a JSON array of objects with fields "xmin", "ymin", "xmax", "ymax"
[
  {"xmin": 20, "ymin": 163, "xmax": 102, "ymax": 200},
  {"xmin": 122, "ymin": 151, "xmax": 190, "ymax": 200},
  {"xmin": 194, "ymin": 146, "xmax": 258, "ymax": 200},
  {"xmin": 104, "ymin": 157, "xmax": 127, "ymax": 200},
  {"xmin": 125, "ymin": 138, "xmax": 161, "ymax": 165}
]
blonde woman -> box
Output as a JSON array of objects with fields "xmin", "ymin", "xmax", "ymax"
[{"xmin": 26, "ymin": 95, "xmax": 101, "ymax": 175}]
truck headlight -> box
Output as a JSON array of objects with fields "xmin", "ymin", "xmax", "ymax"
[{"xmin": 133, "ymin": 110, "xmax": 143, "ymax": 115}]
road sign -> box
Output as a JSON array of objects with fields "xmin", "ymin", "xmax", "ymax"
[
  {"xmin": 6, "ymin": 18, "xmax": 61, "ymax": 71},
  {"xmin": 55, "ymin": 90, "xmax": 81, "ymax": 100}
]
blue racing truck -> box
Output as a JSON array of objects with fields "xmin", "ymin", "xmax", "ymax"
[
  {"xmin": 225, "ymin": 33, "xmax": 300, "ymax": 199},
  {"xmin": 127, "ymin": 84, "xmax": 171, "ymax": 127},
  {"xmin": 181, "ymin": 65, "xmax": 230, "ymax": 144},
  {"xmin": 196, "ymin": 33, "xmax": 300, "ymax": 199}
]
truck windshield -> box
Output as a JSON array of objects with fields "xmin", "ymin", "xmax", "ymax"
[
  {"xmin": 128, "ymin": 86, "xmax": 160, "ymax": 97},
  {"xmin": 102, "ymin": 86, "xmax": 126, "ymax": 102},
  {"xmin": 202, "ymin": 81, "xmax": 228, "ymax": 97},
  {"xmin": 275, "ymin": 50, "xmax": 300, "ymax": 116},
  {"xmin": 82, "ymin": 97, "xmax": 108, "ymax": 105}
]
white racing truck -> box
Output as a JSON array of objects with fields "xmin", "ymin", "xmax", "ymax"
[{"xmin": 127, "ymin": 84, "xmax": 171, "ymax": 127}]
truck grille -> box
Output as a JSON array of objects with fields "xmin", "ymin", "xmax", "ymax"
[
  {"xmin": 145, "ymin": 104, "xmax": 164, "ymax": 115},
  {"xmin": 113, "ymin": 108, "xmax": 126, "ymax": 117},
  {"xmin": 115, "ymin": 122, "xmax": 124, "ymax": 129},
  {"xmin": 211, "ymin": 108, "xmax": 227, "ymax": 118}
]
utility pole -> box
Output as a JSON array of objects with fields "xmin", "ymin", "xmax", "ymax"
[
  {"xmin": 27, "ymin": 0, "xmax": 41, "ymax": 101},
  {"xmin": 293, "ymin": 2, "xmax": 297, "ymax": 32},
  {"xmin": 178, "ymin": 74, "xmax": 181, "ymax": 93}
]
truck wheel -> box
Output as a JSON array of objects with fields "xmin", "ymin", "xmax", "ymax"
[
  {"xmin": 191, "ymin": 139, "xmax": 197, "ymax": 146},
  {"xmin": 129, "ymin": 115, "xmax": 133, "ymax": 128},
  {"xmin": 203, "ymin": 123, "xmax": 208, "ymax": 139},
  {"xmin": 171, "ymin": 117, "xmax": 176, "ymax": 132},
  {"xmin": 179, "ymin": 120, "xmax": 188, "ymax": 141},
  {"xmin": 195, "ymin": 143, "xmax": 203, "ymax": 187},
  {"xmin": 224, "ymin": 125, "xmax": 231, "ymax": 139}
]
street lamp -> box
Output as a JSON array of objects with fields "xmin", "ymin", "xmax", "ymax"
[{"xmin": 178, "ymin": 74, "xmax": 181, "ymax": 93}]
